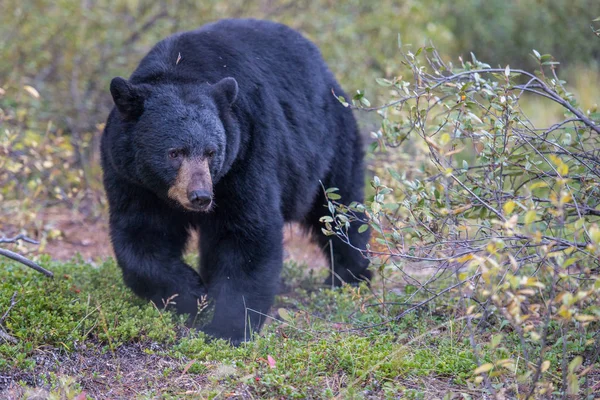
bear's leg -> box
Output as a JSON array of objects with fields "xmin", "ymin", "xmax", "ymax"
[
  {"xmin": 198, "ymin": 222, "xmax": 283, "ymax": 344},
  {"xmin": 109, "ymin": 204, "xmax": 206, "ymax": 319},
  {"xmin": 305, "ymin": 174, "xmax": 371, "ymax": 287}
]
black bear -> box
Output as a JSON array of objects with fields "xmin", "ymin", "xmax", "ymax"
[{"xmin": 101, "ymin": 18, "xmax": 371, "ymax": 343}]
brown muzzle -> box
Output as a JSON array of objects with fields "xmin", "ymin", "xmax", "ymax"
[{"xmin": 168, "ymin": 158, "xmax": 213, "ymax": 211}]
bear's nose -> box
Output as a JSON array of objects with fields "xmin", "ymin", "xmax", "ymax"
[{"xmin": 188, "ymin": 190, "xmax": 212, "ymax": 209}]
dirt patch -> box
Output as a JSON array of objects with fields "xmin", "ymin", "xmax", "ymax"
[
  {"xmin": 2, "ymin": 205, "xmax": 328, "ymax": 269},
  {"xmin": 0, "ymin": 342, "xmax": 213, "ymax": 399},
  {"xmin": 38, "ymin": 207, "xmax": 113, "ymax": 261}
]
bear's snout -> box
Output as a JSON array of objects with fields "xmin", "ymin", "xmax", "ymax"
[
  {"xmin": 168, "ymin": 158, "xmax": 213, "ymax": 211},
  {"xmin": 187, "ymin": 189, "xmax": 212, "ymax": 210}
]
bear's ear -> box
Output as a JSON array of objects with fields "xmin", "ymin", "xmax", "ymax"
[
  {"xmin": 212, "ymin": 77, "xmax": 239, "ymax": 106},
  {"xmin": 110, "ymin": 77, "xmax": 145, "ymax": 120}
]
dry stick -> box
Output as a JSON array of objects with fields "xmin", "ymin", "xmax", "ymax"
[
  {"xmin": 0, "ymin": 292, "xmax": 17, "ymax": 325},
  {"xmin": 0, "ymin": 234, "xmax": 39, "ymax": 245},
  {"xmin": 0, "ymin": 248, "xmax": 54, "ymax": 278},
  {"xmin": 0, "ymin": 292, "xmax": 18, "ymax": 344}
]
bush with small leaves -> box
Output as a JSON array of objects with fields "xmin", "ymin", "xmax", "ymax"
[{"xmin": 325, "ymin": 33, "xmax": 600, "ymax": 398}]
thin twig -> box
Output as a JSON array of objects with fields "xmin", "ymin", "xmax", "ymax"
[
  {"xmin": 0, "ymin": 291, "xmax": 18, "ymax": 344},
  {"xmin": 0, "ymin": 234, "xmax": 39, "ymax": 245},
  {"xmin": 0, "ymin": 292, "xmax": 17, "ymax": 325},
  {"xmin": 0, "ymin": 248, "xmax": 54, "ymax": 277}
]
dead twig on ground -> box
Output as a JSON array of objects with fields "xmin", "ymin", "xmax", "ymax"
[
  {"xmin": 0, "ymin": 235, "xmax": 54, "ymax": 277},
  {"xmin": 0, "ymin": 291, "xmax": 18, "ymax": 344}
]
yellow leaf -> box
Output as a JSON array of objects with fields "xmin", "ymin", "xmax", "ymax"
[
  {"xmin": 590, "ymin": 226, "xmax": 600, "ymax": 244},
  {"xmin": 557, "ymin": 163, "xmax": 569, "ymax": 176},
  {"xmin": 503, "ymin": 200, "xmax": 516, "ymax": 215},
  {"xmin": 24, "ymin": 85, "xmax": 40, "ymax": 99},
  {"xmin": 541, "ymin": 360, "xmax": 550, "ymax": 372},
  {"xmin": 497, "ymin": 359, "xmax": 515, "ymax": 371},
  {"xmin": 440, "ymin": 133, "xmax": 451, "ymax": 145},
  {"xmin": 456, "ymin": 254, "xmax": 474, "ymax": 263},
  {"xmin": 575, "ymin": 315, "xmax": 597, "ymax": 322},
  {"xmin": 568, "ymin": 356, "xmax": 582, "ymax": 373},
  {"xmin": 549, "ymin": 154, "xmax": 561, "ymax": 167},
  {"xmin": 452, "ymin": 204, "xmax": 473, "ymax": 215},
  {"xmin": 525, "ymin": 210, "xmax": 537, "ymax": 225},
  {"xmin": 473, "ymin": 363, "xmax": 494, "ymax": 375},
  {"xmin": 529, "ymin": 181, "xmax": 548, "ymax": 190}
]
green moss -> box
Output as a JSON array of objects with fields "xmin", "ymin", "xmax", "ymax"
[
  {"xmin": 0, "ymin": 257, "xmax": 178, "ymax": 368},
  {"xmin": 0, "ymin": 257, "xmax": 504, "ymax": 397}
]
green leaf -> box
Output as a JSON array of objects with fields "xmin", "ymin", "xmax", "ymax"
[
  {"xmin": 375, "ymin": 78, "xmax": 393, "ymax": 87},
  {"xmin": 491, "ymin": 334, "xmax": 503, "ymax": 349},
  {"xmin": 278, "ymin": 308, "xmax": 293, "ymax": 323},
  {"xmin": 525, "ymin": 210, "xmax": 537, "ymax": 225},
  {"xmin": 388, "ymin": 168, "xmax": 403, "ymax": 183},
  {"xmin": 337, "ymin": 96, "xmax": 349, "ymax": 107},
  {"xmin": 568, "ymin": 356, "xmax": 582, "ymax": 373},
  {"xmin": 358, "ymin": 224, "xmax": 369, "ymax": 233},
  {"xmin": 371, "ymin": 202, "xmax": 381, "ymax": 214}
]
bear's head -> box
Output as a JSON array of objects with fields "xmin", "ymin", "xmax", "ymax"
[{"xmin": 108, "ymin": 76, "xmax": 239, "ymax": 212}]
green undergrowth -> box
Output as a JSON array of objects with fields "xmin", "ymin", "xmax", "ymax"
[{"xmin": 0, "ymin": 256, "xmax": 548, "ymax": 398}]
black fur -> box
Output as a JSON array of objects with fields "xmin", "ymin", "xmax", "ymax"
[{"xmin": 101, "ymin": 18, "xmax": 371, "ymax": 344}]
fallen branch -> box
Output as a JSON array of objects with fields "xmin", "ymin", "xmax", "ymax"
[
  {"xmin": 0, "ymin": 248, "xmax": 54, "ymax": 277},
  {"xmin": 0, "ymin": 292, "xmax": 17, "ymax": 325},
  {"xmin": 0, "ymin": 292, "xmax": 17, "ymax": 344},
  {"xmin": 0, "ymin": 234, "xmax": 39, "ymax": 245},
  {"xmin": 0, "ymin": 235, "xmax": 53, "ymax": 277}
]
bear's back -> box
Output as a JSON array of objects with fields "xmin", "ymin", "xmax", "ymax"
[{"xmin": 129, "ymin": 19, "xmax": 331, "ymax": 94}]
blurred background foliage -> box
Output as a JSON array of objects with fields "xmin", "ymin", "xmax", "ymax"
[
  {"xmin": 2, "ymin": 0, "xmax": 598, "ymax": 148},
  {"xmin": 1, "ymin": 0, "xmax": 598, "ymax": 223}
]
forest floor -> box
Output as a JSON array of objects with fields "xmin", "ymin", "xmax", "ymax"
[{"xmin": 1, "ymin": 206, "xmax": 488, "ymax": 399}]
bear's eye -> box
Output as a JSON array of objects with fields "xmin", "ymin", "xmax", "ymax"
[
  {"xmin": 206, "ymin": 149, "xmax": 216, "ymax": 159},
  {"xmin": 168, "ymin": 149, "xmax": 183, "ymax": 159}
]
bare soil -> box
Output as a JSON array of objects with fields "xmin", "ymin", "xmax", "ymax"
[
  {"xmin": 1, "ymin": 341, "xmax": 216, "ymax": 399},
  {"xmin": 2, "ymin": 205, "xmax": 328, "ymax": 268}
]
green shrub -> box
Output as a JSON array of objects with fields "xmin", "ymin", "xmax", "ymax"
[{"xmin": 325, "ymin": 39, "xmax": 600, "ymax": 397}]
